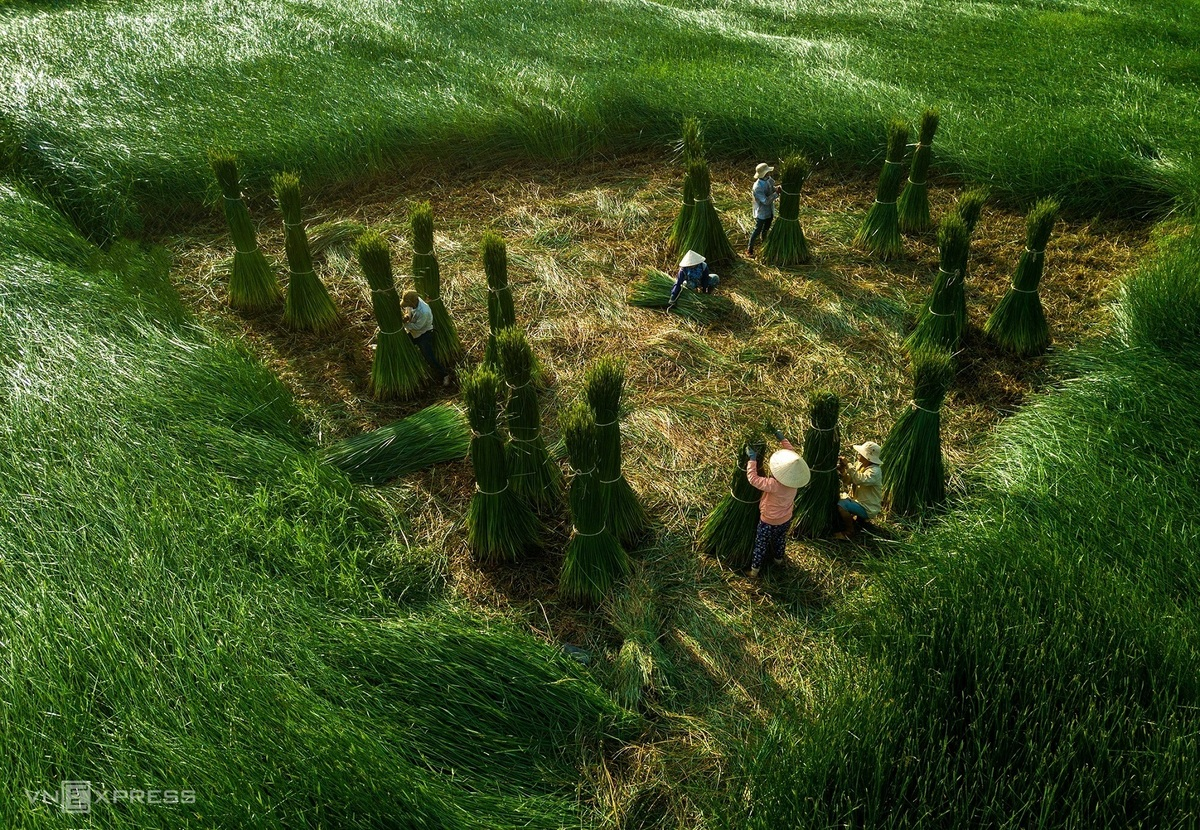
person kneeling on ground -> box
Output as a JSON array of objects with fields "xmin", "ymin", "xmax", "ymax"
[
  {"xmin": 836, "ymin": 440, "xmax": 883, "ymax": 538},
  {"xmin": 745, "ymin": 429, "xmax": 811, "ymax": 577},
  {"xmin": 668, "ymin": 249, "xmax": 719, "ymax": 310},
  {"xmin": 400, "ymin": 289, "xmax": 451, "ymax": 387}
]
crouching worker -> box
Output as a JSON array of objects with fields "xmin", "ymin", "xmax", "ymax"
[
  {"xmin": 836, "ymin": 441, "xmax": 883, "ymax": 538},
  {"xmin": 668, "ymin": 250, "xmax": 719, "ymax": 310},
  {"xmin": 745, "ymin": 430, "xmax": 811, "ymax": 577},
  {"xmin": 401, "ymin": 290, "xmax": 451, "ymax": 386}
]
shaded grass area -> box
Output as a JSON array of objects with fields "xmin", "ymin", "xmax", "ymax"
[
  {"xmin": 1, "ymin": 0, "xmax": 1198, "ymax": 239},
  {"xmin": 0, "ymin": 182, "xmax": 634, "ymax": 827}
]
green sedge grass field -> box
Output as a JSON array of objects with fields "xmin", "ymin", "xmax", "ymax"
[{"xmin": 1, "ymin": 0, "xmax": 1199, "ymax": 827}]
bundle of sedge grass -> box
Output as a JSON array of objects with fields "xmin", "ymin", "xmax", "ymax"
[
  {"xmin": 793, "ymin": 393, "xmax": 841, "ymax": 539},
  {"xmin": 762, "ymin": 153, "xmax": 812, "ymax": 267},
  {"xmin": 463, "ymin": 364, "xmax": 541, "ymax": 562},
  {"xmin": 905, "ymin": 213, "xmax": 970, "ymax": 355},
  {"xmin": 897, "ymin": 109, "xmax": 940, "ymax": 233},
  {"xmin": 629, "ymin": 269, "xmax": 734, "ymax": 325},
  {"xmin": 667, "ymin": 172, "xmax": 696, "ymax": 258},
  {"xmin": 208, "ymin": 148, "xmax": 281, "ymax": 312},
  {"xmin": 410, "ymin": 201, "xmax": 463, "ymax": 367},
  {"xmin": 854, "ymin": 120, "xmax": 910, "ymax": 260},
  {"xmin": 986, "ymin": 198, "xmax": 1061, "ymax": 356},
  {"xmin": 273, "ymin": 172, "xmax": 339, "ymax": 333},
  {"xmin": 700, "ymin": 433, "xmax": 767, "ymax": 570},
  {"xmin": 678, "ymin": 159, "xmax": 736, "ymax": 265},
  {"xmin": 882, "ymin": 346, "xmax": 954, "ymax": 515},
  {"xmin": 614, "ymin": 639, "xmax": 654, "ymax": 710},
  {"xmin": 496, "ymin": 327, "xmax": 562, "ymax": 512},
  {"xmin": 952, "ymin": 187, "xmax": 989, "ymax": 330},
  {"xmin": 586, "ymin": 357, "xmax": 647, "ymax": 546},
  {"xmin": 559, "ymin": 400, "xmax": 630, "ymax": 604},
  {"xmin": 355, "ymin": 231, "xmax": 430, "ymax": 399},
  {"xmin": 482, "ymin": 231, "xmax": 516, "ymax": 366},
  {"xmin": 679, "ymin": 116, "xmax": 705, "ymax": 166},
  {"xmin": 323, "ymin": 404, "xmax": 470, "ymax": 484},
  {"xmin": 668, "ymin": 118, "xmax": 705, "ymax": 255}
]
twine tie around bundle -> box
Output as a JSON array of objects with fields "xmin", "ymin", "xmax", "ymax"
[
  {"xmin": 572, "ymin": 523, "xmax": 608, "ymax": 538},
  {"xmin": 475, "ymin": 481, "xmax": 509, "ymax": 496},
  {"xmin": 730, "ymin": 488, "xmax": 759, "ymax": 505},
  {"xmin": 911, "ymin": 402, "xmax": 939, "ymax": 414}
]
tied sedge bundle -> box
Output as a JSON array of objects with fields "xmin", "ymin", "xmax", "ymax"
[
  {"xmin": 629, "ymin": 269, "xmax": 734, "ymax": 325},
  {"xmin": 952, "ymin": 187, "xmax": 989, "ymax": 330},
  {"xmin": 905, "ymin": 213, "xmax": 969, "ymax": 355},
  {"xmin": 273, "ymin": 172, "xmax": 339, "ymax": 333},
  {"xmin": 882, "ymin": 346, "xmax": 954, "ymax": 515},
  {"xmin": 700, "ymin": 433, "xmax": 767, "ymax": 570},
  {"xmin": 678, "ymin": 159, "xmax": 736, "ymax": 265},
  {"xmin": 496, "ymin": 327, "xmax": 562, "ymax": 512},
  {"xmin": 463, "ymin": 364, "xmax": 541, "ymax": 562},
  {"xmin": 355, "ymin": 231, "xmax": 430, "ymax": 400},
  {"xmin": 986, "ymin": 197, "xmax": 1061, "ymax": 356},
  {"xmin": 762, "ymin": 153, "xmax": 812, "ymax": 267},
  {"xmin": 897, "ymin": 108, "xmax": 940, "ymax": 233},
  {"xmin": 308, "ymin": 219, "xmax": 368, "ymax": 258},
  {"xmin": 678, "ymin": 115, "xmax": 705, "ymax": 166},
  {"xmin": 208, "ymin": 148, "xmax": 281, "ymax": 312},
  {"xmin": 323, "ymin": 404, "xmax": 470, "ymax": 484},
  {"xmin": 668, "ymin": 117, "xmax": 705, "ymax": 255},
  {"xmin": 411, "ymin": 201, "xmax": 463, "ymax": 367},
  {"xmin": 668, "ymin": 172, "xmax": 696, "ymax": 258},
  {"xmin": 793, "ymin": 393, "xmax": 841, "ymax": 538},
  {"xmin": 614, "ymin": 639, "xmax": 654, "ymax": 711},
  {"xmin": 482, "ymin": 231, "xmax": 516, "ymax": 366},
  {"xmin": 586, "ymin": 357, "xmax": 647, "ymax": 546},
  {"xmin": 854, "ymin": 119, "xmax": 910, "ymax": 260},
  {"xmin": 559, "ymin": 400, "xmax": 630, "ymax": 605}
]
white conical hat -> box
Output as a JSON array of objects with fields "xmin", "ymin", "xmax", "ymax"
[
  {"xmin": 853, "ymin": 441, "xmax": 882, "ymax": 465},
  {"xmin": 768, "ymin": 449, "xmax": 810, "ymax": 488},
  {"xmin": 679, "ymin": 250, "xmax": 705, "ymax": 268}
]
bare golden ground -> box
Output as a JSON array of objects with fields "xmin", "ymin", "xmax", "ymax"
[{"xmin": 164, "ymin": 153, "xmax": 1149, "ymax": 822}]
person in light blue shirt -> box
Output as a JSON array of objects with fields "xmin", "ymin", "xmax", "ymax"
[
  {"xmin": 668, "ymin": 250, "xmax": 720, "ymax": 309},
  {"xmin": 401, "ymin": 290, "xmax": 450, "ymax": 386},
  {"xmin": 746, "ymin": 162, "xmax": 780, "ymax": 255}
]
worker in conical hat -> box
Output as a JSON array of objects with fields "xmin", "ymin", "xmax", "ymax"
[
  {"xmin": 744, "ymin": 429, "xmax": 811, "ymax": 577},
  {"xmin": 668, "ymin": 249, "xmax": 720, "ymax": 310},
  {"xmin": 835, "ymin": 440, "xmax": 883, "ymax": 538}
]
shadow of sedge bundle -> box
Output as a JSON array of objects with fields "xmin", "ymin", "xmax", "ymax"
[
  {"xmin": 905, "ymin": 213, "xmax": 969, "ymax": 355},
  {"xmin": 496, "ymin": 327, "xmax": 562, "ymax": 513},
  {"xmin": 586, "ymin": 357, "xmax": 646, "ymax": 546},
  {"xmin": 882, "ymin": 346, "xmax": 954, "ymax": 515},
  {"xmin": 763, "ymin": 153, "xmax": 812, "ymax": 267},
  {"xmin": 355, "ymin": 231, "xmax": 430, "ymax": 400},
  {"xmin": 701, "ymin": 433, "xmax": 766, "ymax": 570},
  {"xmin": 482, "ymin": 231, "xmax": 516, "ymax": 366},
  {"xmin": 411, "ymin": 201, "xmax": 464, "ymax": 367},
  {"xmin": 986, "ymin": 198, "xmax": 1061, "ymax": 356},
  {"xmin": 323, "ymin": 404, "xmax": 470, "ymax": 484},
  {"xmin": 854, "ymin": 119, "xmax": 910, "ymax": 260},
  {"xmin": 208, "ymin": 148, "xmax": 281, "ymax": 312},
  {"xmin": 897, "ymin": 109, "xmax": 940, "ymax": 233},
  {"xmin": 274, "ymin": 171, "xmax": 339, "ymax": 333},
  {"xmin": 560, "ymin": 400, "xmax": 629, "ymax": 605},
  {"xmin": 629, "ymin": 269, "xmax": 735, "ymax": 324},
  {"xmin": 464, "ymin": 365, "xmax": 541, "ymax": 562},
  {"xmin": 793, "ymin": 393, "xmax": 841, "ymax": 538},
  {"xmin": 678, "ymin": 159, "xmax": 736, "ymax": 265}
]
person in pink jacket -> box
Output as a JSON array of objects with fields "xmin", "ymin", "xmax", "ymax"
[{"xmin": 745, "ymin": 429, "xmax": 811, "ymax": 577}]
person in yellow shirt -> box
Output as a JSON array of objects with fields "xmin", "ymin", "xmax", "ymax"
[{"xmin": 836, "ymin": 441, "xmax": 882, "ymax": 539}]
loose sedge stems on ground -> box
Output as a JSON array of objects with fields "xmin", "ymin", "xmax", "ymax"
[
  {"xmin": 208, "ymin": 148, "xmax": 281, "ymax": 312},
  {"xmin": 701, "ymin": 433, "xmax": 767, "ymax": 570},
  {"xmin": 897, "ymin": 108, "xmax": 940, "ymax": 234},
  {"xmin": 986, "ymin": 197, "xmax": 1061, "ymax": 356},
  {"xmin": 882, "ymin": 346, "xmax": 953, "ymax": 515},
  {"xmin": 905, "ymin": 213, "xmax": 970, "ymax": 355},
  {"xmin": 793, "ymin": 393, "xmax": 841, "ymax": 538},
  {"xmin": 482, "ymin": 230, "xmax": 516, "ymax": 366},
  {"xmin": 854, "ymin": 119, "xmax": 910, "ymax": 260},
  {"xmin": 355, "ymin": 230, "xmax": 429, "ymax": 399},
  {"xmin": 463, "ymin": 364, "xmax": 541, "ymax": 562},
  {"xmin": 308, "ymin": 219, "xmax": 367, "ymax": 258},
  {"xmin": 586, "ymin": 356, "xmax": 647, "ymax": 546},
  {"xmin": 411, "ymin": 201, "xmax": 464, "ymax": 367},
  {"xmin": 496, "ymin": 326, "xmax": 562, "ymax": 513},
  {"xmin": 678, "ymin": 159, "xmax": 736, "ymax": 265},
  {"xmin": 763, "ymin": 153, "xmax": 812, "ymax": 267},
  {"xmin": 322, "ymin": 404, "xmax": 469, "ymax": 484},
  {"xmin": 559, "ymin": 399, "xmax": 629, "ymax": 605},
  {"xmin": 273, "ymin": 171, "xmax": 339, "ymax": 333},
  {"xmin": 629, "ymin": 269, "xmax": 735, "ymax": 325}
]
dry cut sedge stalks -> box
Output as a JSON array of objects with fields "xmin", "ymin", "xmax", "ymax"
[
  {"xmin": 273, "ymin": 171, "xmax": 339, "ymax": 332},
  {"xmin": 496, "ymin": 327, "xmax": 562, "ymax": 513},
  {"xmin": 560, "ymin": 400, "xmax": 629, "ymax": 604},
  {"xmin": 355, "ymin": 230, "xmax": 429, "ymax": 399},
  {"xmin": 897, "ymin": 108, "xmax": 940, "ymax": 233},
  {"xmin": 986, "ymin": 197, "xmax": 1061, "ymax": 356},
  {"xmin": 323, "ymin": 404, "xmax": 470, "ymax": 484},
  {"xmin": 464, "ymin": 365, "xmax": 541, "ymax": 562},
  {"xmin": 793, "ymin": 393, "xmax": 841, "ymax": 538},
  {"xmin": 678, "ymin": 159, "xmax": 736, "ymax": 265},
  {"xmin": 411, "ymin": 201, "xmax": 464, "ymax": 367},
  {"xmin": 586, "ymin": 357, "xmax": 647, "ymax": 546},
  {"xmin": 208, "ymin": 148, "xmax": 281, "ymax": 312},
  {"xmin": 701, "ymin": 433, "xmax": 767, "ymax": 570},
  {"xmin": 906, "ymin": 213, "xmax": 969, "ymax": 355},
  {"xmin": 854, "ymin": 119, "xmax": 910, "ymax": 260},
  {"xmin": 482, "ymin": 231, "xmax": 516, "ymax": 366},
  {"xmin": 629, "ymin": 269, "xmax": 734, "ymax": 325},
  {"xmin": 882, "ymin": 346, "xmax": 954, "ymax": 515},
  {"xmin": 762, "ymin": 153, "xmax": 812, "ymax": 267}
]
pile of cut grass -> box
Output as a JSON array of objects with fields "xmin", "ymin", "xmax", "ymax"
[{"xmin": 322, "ymin": 404, "xmax": 470, "ymax": 484}]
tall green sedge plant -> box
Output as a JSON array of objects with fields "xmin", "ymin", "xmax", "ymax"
[
  {"xmin": 355, "ymin": 231, "xmax": 429, "ymax": 399},
  {"xmin": 586, "ymin": 357, "xmax": 647, "ymax": 546},
  {"xmin": 208, "ymin": 148, "xmax": 281, "ymax": 312},
  {"xmin": 897, "ymin": 109, "xmax": 940, "ymax": 233},
  {"xmin": 482, "ymin": 231, "xmax": 516, "ymax": 366},
  {"xmin": 986, "ymin": 198, "xmax": 1061, "ymax": 356},
  {"xmin": 882, "ymin": 346, "xmax": 954, "ymax": 515},
  {"xmin": 701, "ymin": 433, "xmax": 767, "ymax": 570},
  {"xmin": 905, "ymin": 213, "xmax": 970, "ymax": 355},
  {"xmin": 411, "ymin": 201, "xmax": 463, "ymax": 367},
  {"xmin": 679, "ymin": 159, "xmax": 736, "ymax": 265},
  {"xmin": 762, "ymin": 153, "xmax": 812, "ymax": 267},
  {"xmin": 273, "ymin": 171, "xmax": 339, "ymax": 332},
  {"xmin": 496, "ymin": 327, "xmax": 562, "ymax": 512},
  {"xmin": 793, "ymin": 393, "xmax": 841, "ymax": 538},
  {"xmin": 854, "ymin": 119, "xmax": 910, "ymax": 260}
]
